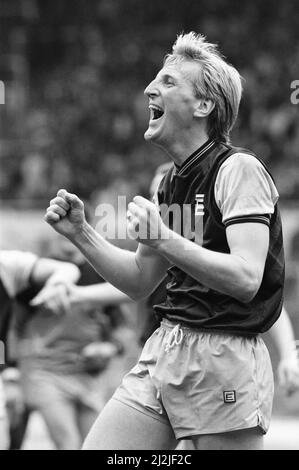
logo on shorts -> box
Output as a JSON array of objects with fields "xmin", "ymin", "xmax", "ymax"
[{"xmin": 223, "ymin": 390, "xmax": 236, "ymax": 403}]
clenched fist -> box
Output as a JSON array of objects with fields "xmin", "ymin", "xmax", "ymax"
[
  {"xmin": 45, "ymin": 189, "xmax": 86, "ymax": 238},
  {"xmin": 127, "ymin": 195, "xmax": 170, "ymax": 247}
]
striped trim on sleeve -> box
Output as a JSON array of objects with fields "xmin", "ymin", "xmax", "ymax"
[{"xmin": 224, "ymin": 214, "xmax": 271, "ymax": 228}]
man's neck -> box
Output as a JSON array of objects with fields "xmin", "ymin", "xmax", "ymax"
[{"xmin": 161, "ymin": 132, "xmax": 210, "ymax": 166}]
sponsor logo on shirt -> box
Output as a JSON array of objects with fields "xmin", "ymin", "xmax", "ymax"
[{"xmin": 195, "ymin": 194, "xmax": 205, "ymax": 216}]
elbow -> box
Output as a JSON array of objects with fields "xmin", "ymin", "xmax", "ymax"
[
  {"xmin": 234, "ymin": 277, "xmax": 261, "ymax": 304},
  {"xmin": 128, "ymin": 293, "xmax": 140, "ymax": 302},
  {"xmin": 128, "ymin": 289, "xmax": 148, "ymax": 302},
  {"xmin": 67, "ymin": 263, "xmax": 81, "ymax": 281},
  {"xmin": 128, "ymin": 283, "xmax": 154, "ymax": 302}
]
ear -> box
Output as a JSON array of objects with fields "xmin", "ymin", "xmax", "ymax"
[{"xmin": 193, "ymin": 99, "xmax": 215, "ymax": 118}]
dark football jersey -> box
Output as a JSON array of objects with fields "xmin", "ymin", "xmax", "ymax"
[{"xmin": 154, "ymin": 140, "xmax": 285, "ymax": 336}]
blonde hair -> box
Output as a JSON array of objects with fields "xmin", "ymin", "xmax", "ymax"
[{"xmin": 164, "ymin": 32, "xmax": 243, "ymax": 143}]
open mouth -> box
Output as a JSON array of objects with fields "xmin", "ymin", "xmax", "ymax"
[{"xmin": 149, "ymin": 105, "xmax": 164, "ymax": 121}]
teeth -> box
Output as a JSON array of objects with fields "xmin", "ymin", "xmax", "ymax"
[
  {"xmin": 149, "ymin": 105, "xmax": 163, "ymax": 111},
  {"xmin": 149, "ymin": 105, "xmax": 163, "ymax": 112}
]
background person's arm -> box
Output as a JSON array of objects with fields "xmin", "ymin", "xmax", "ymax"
[
  {"xmin": 67, "ymin": 282, "xmax": 131, "ymax": 310},
  {"xmin": 268, "ymin": 306, "xmax": 299, "ymax": 394},
  {"xmin": 30, "ymin": 257, "xmax": 80, "ymax": 287},
  {"xmin": 0, "ymin": 250, "xmax": 38, "ymax": 297},
  {"xmin": 29, "ymin": 258, "xmax": 80, "ymax": 313}
]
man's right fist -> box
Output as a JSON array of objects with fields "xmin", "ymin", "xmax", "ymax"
[{"xmin": 44, "ymin": 189, "xmax": 86, "ymax": 238}]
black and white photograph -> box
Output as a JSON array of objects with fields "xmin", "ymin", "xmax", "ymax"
[{"xmin": 0, "ymin": 0, "xmax": 299, "ymax": 453}]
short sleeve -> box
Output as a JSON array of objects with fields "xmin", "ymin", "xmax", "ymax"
[
  {"xmin": 214, "ymin": 153, "xmax": 279, "ymax": 227},
  {"xmin": 0, "ymin": 251, "xmax": 38, "ymax": 297}
]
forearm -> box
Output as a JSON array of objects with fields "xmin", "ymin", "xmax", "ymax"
[
  {"xmin": 71, "ymin": 283, "xmax": 131, "ymax": 310},
  {"xmin": 156, "ymin": 232, "xmax": 259, "ymax": 303},
  {"xmin": 69, "ymin": 222, "xmax": 142, "ymax": 298},
  {"xmin": 32, "ymin": 259, "xmax": 81, "ymax": 286},
  {"xmin": 46, "ymin": 264, "xmax": 80, "ymax": 286},
  {"xmin": 268, "ymin": 307, "xmax": 297, "ymax": 359}
]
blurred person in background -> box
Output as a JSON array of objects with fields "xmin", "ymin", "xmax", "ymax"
[
  {"xmin": 0, "ymin": 249, "xmax": 80, "ymax": 449},
  {"xmin": 9, "ymin": 236, "xmax": 128, "ymax": 450},
  {"xmin": 268, "ymin": 307, "xmax": 299, "ymax": 396}
]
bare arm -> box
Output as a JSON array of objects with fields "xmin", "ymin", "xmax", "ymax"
[
  {"xmin": 45, "ymin": 190, "xmax": 268, "ymax": 303},
  {"xmin": 123, "ymin": 196, "xmax": 269, "ymax": 303},
  {"xmin": 29, "ymin": 258, "xmax": 80, "ymax": 312},
  {"xmin": 269, "ymin": 307, "xmax": 297, "ymax": 360},
  {"xmin": 268, "ymin": 306, "xmax": 299, "ymax": 393},
  {"xmin": 45, "ymin": 190, "xmax": 169, "ymax": 300},
  {"xmin": 101, "ymin": 195, "xmax": 270, "ymax": 304},
  {"xmin": 31, "ymin": 258, "xmax": 80, "ymax": 287},
  {"xmin": 68, "ymin": 282, "xmax": 132, "ymax": 310},
  {"xmin": 155, "ymin": 222, "xmax": 269, "ymax": 303}
]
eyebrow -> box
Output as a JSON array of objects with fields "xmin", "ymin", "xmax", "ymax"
[{"xmin": 157, "ymin": 72, "xmax": 177, "ymax": 82}]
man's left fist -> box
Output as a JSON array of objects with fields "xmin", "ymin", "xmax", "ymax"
[{"xmin": 126, "ymin": 196, "xmax": 168, "ymax": 246}]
